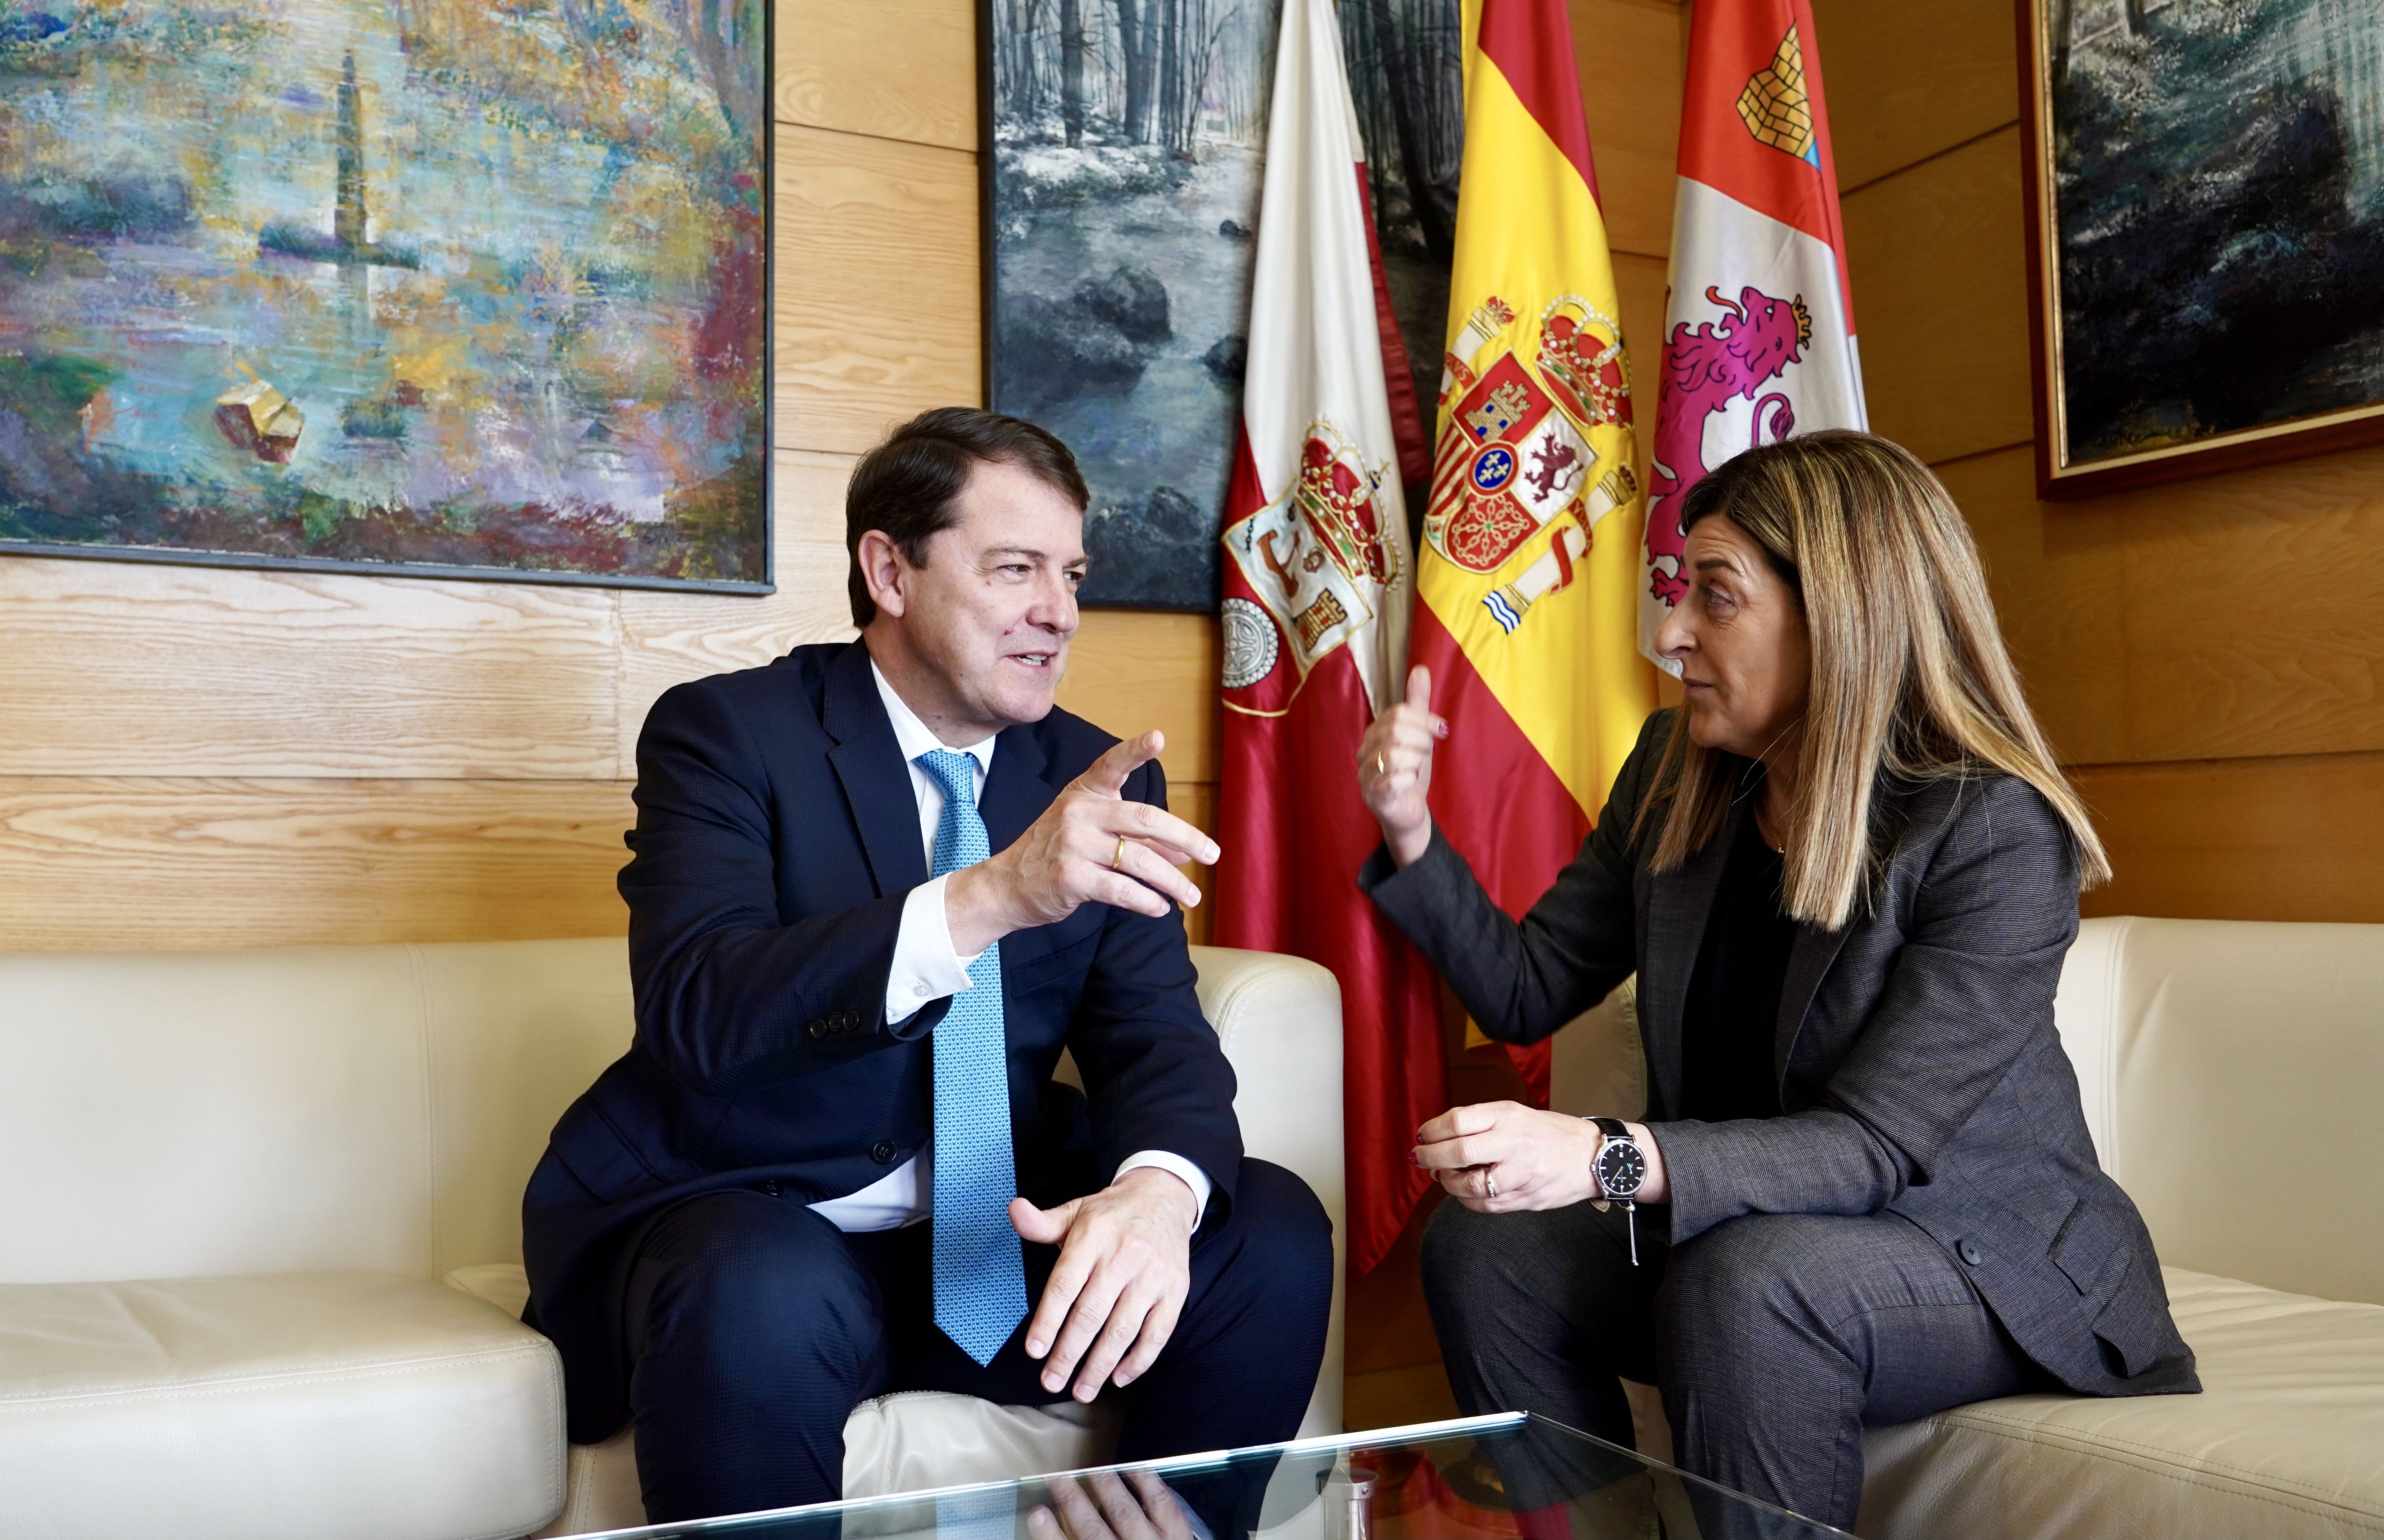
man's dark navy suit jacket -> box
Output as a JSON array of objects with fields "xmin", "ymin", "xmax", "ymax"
[{"xmin": 522, "ymin": 639, "xmax": 1243, "ymax": 1443}]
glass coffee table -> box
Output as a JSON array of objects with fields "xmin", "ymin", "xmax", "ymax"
[{"xmin": 580, "ymin": 1411, "xmax": 1852, "ymax": 1540}]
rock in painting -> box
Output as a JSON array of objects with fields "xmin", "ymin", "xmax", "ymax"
[{"xmin": 214, "ymin": 372, "xmax": 305, "ymax": 464}]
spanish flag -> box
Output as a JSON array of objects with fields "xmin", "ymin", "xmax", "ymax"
[{"xmin": 1411, "ymin": 0, "xmax": 1657, "ymax": 1102}]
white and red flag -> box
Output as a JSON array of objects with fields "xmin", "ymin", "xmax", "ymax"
[
  {"xmin": 1212, "ymin": 0, "xmax": 1440, "ymax": 1279},
  {"xmin": 1642, "ymin": 0, "xmax": 1866, "ymax": 665}
]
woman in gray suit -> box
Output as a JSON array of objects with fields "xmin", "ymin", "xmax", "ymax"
[{"xmin": 1355, "ymin": 431, "xmax": 2195, "ymax": 1532}]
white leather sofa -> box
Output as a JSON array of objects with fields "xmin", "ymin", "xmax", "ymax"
[
  {"xmin": 1554, "ymin": 915, "xmax": 2384, "ymax": 1540},
  {"xmin": 0, "ymin": 939, "xmax": 1345, "ymax": 1540}
]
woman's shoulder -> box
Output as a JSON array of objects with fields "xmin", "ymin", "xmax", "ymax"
[{"xmin": 1886, "ymin": 767, "xmax": 2076, "ymax": 877}]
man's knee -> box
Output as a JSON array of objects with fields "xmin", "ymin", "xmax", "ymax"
[
  {"xmin": 1220, "ymin": 1158, "xmax": 1332, "ymax": 1306},
  {"xmin": 632, "ymin": 1191, "xmax": 883, "ymax": 1385}
]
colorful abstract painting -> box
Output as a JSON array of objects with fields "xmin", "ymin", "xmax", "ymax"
[{"xmin": 0, "ymin": 1, "xmax": 769, "ymax": 590}]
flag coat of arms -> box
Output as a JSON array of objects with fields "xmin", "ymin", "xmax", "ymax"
[
  {"xmin": 1642, "ymin": 0, "xmax": 1866, "ymax": 665},
  {"xmin": 1213, "ymin": 0, "xmax": 1441, "ymax": 1278},
  {"xmin": 1409, "ymin": 0, "xmax": 1657, "ymax": 1103}
]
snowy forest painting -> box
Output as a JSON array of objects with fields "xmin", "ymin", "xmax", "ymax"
[
  {"xmin": 985, "ymin": 0, "xmax": 1461, "ymax": 610},
  {"xmin": 2030, "ymin": 0, "xmax": 2384, "ymax": 491}
]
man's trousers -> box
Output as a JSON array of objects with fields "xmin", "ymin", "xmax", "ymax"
[
  {"xmin": 1422, "ymin": 1198, "xmax": 2046, "ymax": 1534},
  {"xmin": 620, "ymin": 1157, "xmax": 1332, "ymax": 1524}
]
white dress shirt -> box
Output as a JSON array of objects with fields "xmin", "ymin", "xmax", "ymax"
[{"xmin": 806, "ymin": 662, "xmax": 1213, "ymax": 1232}]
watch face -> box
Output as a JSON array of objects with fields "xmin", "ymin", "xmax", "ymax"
[{"xmin": 1597, "ymin": 1139, "xmax": 1646, "ymax": 1198}]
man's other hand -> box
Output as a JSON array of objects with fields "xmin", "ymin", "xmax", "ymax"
[
  {"xmin": 1011, "ymin": 1166, "xmax": 1198, "ymax": 1400},
  {"xmin": 1027, "ymin": 1470, "xmax": 1197, "ymax": 1540},
  {"xmin": 947, "ymin": 731, "xmax": 1221, "ymax": 957}
]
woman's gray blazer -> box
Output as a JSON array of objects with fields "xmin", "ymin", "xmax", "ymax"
[{"xmin": 1361, "ymin": 708, "xmax": 2197, "ymax": 1397}]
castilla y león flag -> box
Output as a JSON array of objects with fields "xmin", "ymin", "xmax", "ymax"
[
  {"xmin": 1410, "ymin": 0, "xmax": 1657, "ymax": 1104},
  {"xmin": 1642, "ymin": 0, "xmax": 1865, "ymax": 666},
  {"xmin": 1213, "ymin": 0, "xmax": 1441, "ymax": 1277}
]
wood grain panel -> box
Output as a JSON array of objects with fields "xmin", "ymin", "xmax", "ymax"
[
  {"xmin": 2074, "ymin": 754, "xmax": 2384, "ymax": 925},
  {"xmin": 1840, "ymin": 128, "xmax": 2032, "ymax": 466},
  {"xmin": 776, "ymin": 124, "xmax": 981, "ymax": 457},
  {"xmin": 1940, "ymin": 443, "xmax": 2384, "ymax": 767},
  {"xmin": 776, "ymin": 0, "xmax": 976, "ymax": 152},
  {"xmin": 0, "ymin": 557, "xmax": 619, "ymax": 781},
  {"xmin": 1808, "ymin": 0, "xmax": 2017, "ymax": 192},
  {"xmin": 617, "ymin": 450, "xmax": 861, "ymax": 770},
  {"xmin": 1936, "ymin": 446, "xmax": 2129, "ymax": 765},
  {"xmin": 1172, "ymin": 779, "xmax": 1218, "ymax": 948},
  {"xmin": 1057, "ymin": 611, "xmax": 1221, "ymax": 783},
  {"xmin": 1569, "ymin": 0, "xmax": 1688, "ymax": 260},
  {"xmin": 0, "ymin": 778, "xmax": 632, "ymax": 952},
  {"xmin": 1614, "ymin": 250, "xmax": 1668, "ymax": 479},
  {"xmin": 2115, "ymin": 446, "xmax": 2383, "ymax": 763}
]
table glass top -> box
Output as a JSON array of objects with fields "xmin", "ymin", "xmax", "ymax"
[{"xmin": 584, "ymin": 1411, "xmax": 1852, "ymax": 1540}]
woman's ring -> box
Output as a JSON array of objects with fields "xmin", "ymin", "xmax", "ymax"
[
  {"xmin": 1112, "ymin": 835, "xmax": 1130, "ymax": 870},
  {"xmin": 1483, "ymin": 1169, "xmax": 1499, "ymax": 1201},
  {"xmin": 1375, "ymin": 749, "xmax": 1389, "ymax": 777}
]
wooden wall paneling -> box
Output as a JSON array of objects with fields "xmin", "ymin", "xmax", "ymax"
[
  {"xmin": 1806, "ymin": 0, "xmax": 2017, "ymax": 192},
  {"xmin": 1568, "ymin": 0, "xmax": 1688, "ymax": 260},
  {"xmin": 0, "ymin": 777, "xmax": 633, "ymax": 952},
  {"xmin": 1839, "ymin": 127, "xmax": 2033, "ymax": 466},
  {"xmin": 1941, "ymin": 444, "xmax": 2384, "ymax": 768},
  {"xmin": 2112, "ymin": 447, "xmax": 2384, "ymax": 764},
  {"xmin": 1056, "ymin": 612, "xmax": 1222, "ymax": 784},
  {"xmin": 1612, "ymin": 250, "xmax": 1669, "ymax": 479},
  {"xmin": 1936, "ymin": 446, "xmax": 2129, "ymax": 765},
  {"xmin": 2073, "ymin": 753, "xmax": 2384, "ymax": 925},
  {"xmin": 1170, "ymin": 779, "xmax": 1219, "ymax": 948},
  {"xmin": 775, "ymin": 0, "xmax": 976, "ymax": 152},
  {"xmin": 0, "ymin": 557, "xmax": 620, "ymax": 781},
  {"xmin": 775, "ymin": 123, "xmax": 981, "ymax": 457},
  {"xmin": 616, "ymin": 451, "xmax": 862, "ymax": 770}
]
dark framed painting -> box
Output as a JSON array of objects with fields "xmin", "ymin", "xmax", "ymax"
[
  {"xmin": 0, "ymin": 2, "xmax": 771, "ymax": 592},
  {"xmin": 981, "ymin": 0, "xmax": 1460, "ymax": 610},
  {"xmin": 2018, "ymin": 0, "xmax": 2384, "ymax": 500}
]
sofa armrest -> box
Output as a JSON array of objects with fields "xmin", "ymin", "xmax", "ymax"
[{"xmin": 1189, "ymin": 945, "xmax": 1345, "ymax": 1435}]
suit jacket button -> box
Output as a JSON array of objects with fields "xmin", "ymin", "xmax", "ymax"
[
  {"xmin": 805, "ymin": 1021, "xmax": 827, "ymax": 1040},
  {"xmin": 1958, "ymin": 1239, "xmax": 1983, "ymax": 1266},
  {"xmin": 758, "ymin": 1180, "xmax": 783, "ymax": 1197},
  {"xmin": 870, "ymin": 1140, "xmax": 897, "ymax": 1164},
  {"xmin": 839, "ymin": 1011, "xmax": 862, "ymax": 1033}
]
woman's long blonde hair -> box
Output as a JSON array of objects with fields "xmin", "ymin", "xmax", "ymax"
[{"xmin": 1637, "ymin": 430, "xmax": 2108, "ymax": 930}]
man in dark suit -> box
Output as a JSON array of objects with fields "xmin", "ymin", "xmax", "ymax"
[{"xmin": 522, "ymin": 408, "xmax": 1333, "ymax": 1523}]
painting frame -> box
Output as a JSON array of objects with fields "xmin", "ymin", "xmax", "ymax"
[
  {"xmin": 2016, "ymin": 0, "xmax": 2384, "ymax": 502},
  {"xmin": 0, "ymin": 4, "xmax": 775, "ymax": 596}
]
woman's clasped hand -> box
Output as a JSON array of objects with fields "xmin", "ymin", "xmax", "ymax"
[{"xmin": 1413, "ymin": 1102, "xmax": 1669, "ymax": 1213}]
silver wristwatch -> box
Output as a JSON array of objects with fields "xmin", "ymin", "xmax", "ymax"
[{"xmin": 1589, "ymin": 1115, "xmax": 1646, "ymax": 1265}]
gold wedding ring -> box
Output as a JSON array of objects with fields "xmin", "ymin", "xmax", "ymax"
[
  {"xmin": 1112, "ymin": 835, "xmax": 1130, "ymax": 870},
  {"xmin": 1375, "ymin": 749, "xmax": 1388, "ymax": 777}
]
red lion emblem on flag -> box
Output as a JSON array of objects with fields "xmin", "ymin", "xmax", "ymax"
[{"xmin": 1645, "ymin": 284, "xmax": 1812, "ymax": 605}]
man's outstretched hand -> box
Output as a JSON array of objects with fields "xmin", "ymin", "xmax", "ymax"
[
  {"xmin": 946, "ymin": 731, "xmax": 1220, "ymax": 958},
  {"xmin": 1027, "ymin": 1470, "xmax": 1197, "ymax": 1540},
  {"xmin": 1011, "ymin": 1166, "xmax": 1198, "ymax": 1401}
]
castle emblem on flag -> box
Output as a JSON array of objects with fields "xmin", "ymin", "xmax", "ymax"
[
  {"xmin": 1221, "ymin": 418, "xmax": 1399, "ymax": 694},
  {"xmin": 1737, "ymin": 25, "xmax": 1819, "ymax": 166},
  {"xmin": 1425, "ymin": 295, "xmax": 1632, "ymax": 584}
]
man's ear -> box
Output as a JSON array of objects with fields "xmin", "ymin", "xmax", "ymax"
[{"xmin": 857, "ymin": 529, "xmax": 908, "ymax": 620}]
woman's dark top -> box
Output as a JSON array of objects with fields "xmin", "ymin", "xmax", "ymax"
[{"xmin": 1679, "ymin": 809, "xmax": 1799, "ymax": 1122}]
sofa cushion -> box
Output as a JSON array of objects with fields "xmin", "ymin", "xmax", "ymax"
[
  {"xmin": 0, "ymin": 1272, "xmax": 565, "ymax": 1540},
  {"xmin": 1858, "ymin": 1269, "xmax": 2384, "ymax": 1540}
]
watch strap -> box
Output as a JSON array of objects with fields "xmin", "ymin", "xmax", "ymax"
[{"xmin": 1590, "ymin": 1115, "xmax": 1631, "ymax": 1140}]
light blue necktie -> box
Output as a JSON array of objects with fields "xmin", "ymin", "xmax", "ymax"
[{"xmin": 917, "ymin": 749, "xmax": 1030, "ymax": 1366}]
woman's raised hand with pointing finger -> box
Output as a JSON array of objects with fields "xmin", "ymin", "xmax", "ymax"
[{"xmin": 1356, "ymin": 665, "xmax": 1448, "ymax": 869}]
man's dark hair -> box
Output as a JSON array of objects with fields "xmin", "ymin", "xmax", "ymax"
[{"xmin": 845, "ymin": 407, "xmax": 1089, "ymax": 627}]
